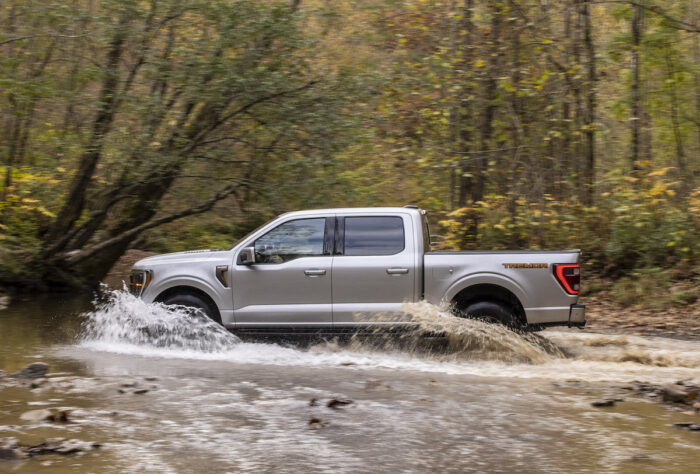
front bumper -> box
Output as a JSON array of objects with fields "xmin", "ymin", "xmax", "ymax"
[{"xmin": 568, "ymin": 303, "xmax": 586, "ymax": 328}]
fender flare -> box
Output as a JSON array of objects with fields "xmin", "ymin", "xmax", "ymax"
[
  {"xmin": 443, "ymin": 272, "xmax": 529, "ymax": 309},
  {"xmin": 149, "ymin": 276, "xmax": 227, "ymax": 312}
]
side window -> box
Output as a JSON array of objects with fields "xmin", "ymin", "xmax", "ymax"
[
  {"xmin": 344, "ymin": 216, "xmax": 405, "ymax": 256},
  {"xmin": 254, "ymin": 218, "xmax": 326, "ymax": 264}
]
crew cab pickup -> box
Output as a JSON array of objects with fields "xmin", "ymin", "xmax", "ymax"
[{"xmin": 129, "ymin": 207, "xmax": 585, "ymax": 331}]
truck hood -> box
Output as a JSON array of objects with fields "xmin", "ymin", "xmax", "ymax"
[{"xmin": 133, "ymin": 249, "xmax": 233, "ymax": 268}]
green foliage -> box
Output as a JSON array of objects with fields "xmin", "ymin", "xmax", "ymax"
[
  {"xmin": 437, "ymin": 166, "xmax": 699, "ymax": 273},
  {"xmin": 610, "ymin": 267, "xmax": 698, "ymax": 310},
  {"xmin": 0, "ymin": 0, "xmax": 699, "ymax": 297}
]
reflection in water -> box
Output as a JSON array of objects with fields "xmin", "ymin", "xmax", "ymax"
[{"xmin": 0, "ymin": 291, "xmax": 698, "ymax": 473}]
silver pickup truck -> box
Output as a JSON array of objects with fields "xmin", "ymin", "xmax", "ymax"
[{"xmin": 129, "ymin": 206, "xmax": 585, "ymax": 332}]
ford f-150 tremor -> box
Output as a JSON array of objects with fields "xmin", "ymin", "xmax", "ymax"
[{"xmin": 129, "ymin": 206, "xmax": 585, "ymax": 331}]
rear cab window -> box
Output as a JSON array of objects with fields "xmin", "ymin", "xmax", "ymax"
[{"xmin": 343, "ymin": 216, "xmax": 405, "ymax": 256}]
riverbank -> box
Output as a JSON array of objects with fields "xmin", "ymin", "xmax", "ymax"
[{"xmin": 581, "ymin": 294, "xmax": 700, "ymax": 340}]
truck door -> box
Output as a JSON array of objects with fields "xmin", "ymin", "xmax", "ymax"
[
  {"xmin": 332, "ymin": 214, "xmax": 416, "ymax": 326},
  {"xmin": 232, "ymin": 216, "xmax": 334, "ymax": 327}
]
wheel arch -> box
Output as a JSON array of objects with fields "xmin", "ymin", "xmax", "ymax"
[
  {"xmin": 451, "ymin": 283, "xmax": 527, "ymax": 325},
  {"xmin": 154, "ymin": 285, "xmax": 221, "ymax": 321}
]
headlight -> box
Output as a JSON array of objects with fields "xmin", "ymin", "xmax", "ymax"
[{"xmin": 129, "ymin": 270, "xmax": 152, "ymax": 296}]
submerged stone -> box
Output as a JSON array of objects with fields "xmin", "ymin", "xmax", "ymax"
[
  {"xmin": 20, "ymin": 409, "xmax": 71, "ymax": 423},
  {"xmin": 20, "ymin": 409, "xmax": 53, "ymax": 423},
  {"xmin": 673, "ymin": 422, "xmax": 700, "ymax": 431},
  {"xmin": 591, "ymin": 400, "xmax": 616, "ymax": 407},
  {"xmin": 11, "ymin": 362, "xmax": 49, "ymax": 379},
  {"xmin": 662, "ymin": 384, "xmax": 690, "ymax": 403},
  {"xmin": 0, "ymin": 437, "xmax": 100, "ymax": 459},
  {"xmin": 308, "ymin": 417, "xmax": 329, "ymax": 429},
  {"xmin": 327, "ymin": 398, "xmax": 353, "ymax": 409}
]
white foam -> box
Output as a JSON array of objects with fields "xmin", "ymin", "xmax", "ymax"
[{"xmin": 77, "ymin": 290, "xmax": 700, "ymax": 384}]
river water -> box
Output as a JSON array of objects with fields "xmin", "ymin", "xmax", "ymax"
[{"xmin": 0, "ymin": 291, "xmax": 698, "ymax": 473}]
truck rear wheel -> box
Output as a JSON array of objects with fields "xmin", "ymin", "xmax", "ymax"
[
  {"xmin": 162, "ymin": 293, "xmax": 222, "ymax": 325},
  {"xmin": 456, "ymin": 301, "xmax": 518, "ymax": 328}
]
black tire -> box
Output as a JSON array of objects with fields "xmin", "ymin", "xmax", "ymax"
[
  {"xmin": 162, "ymin": 293, "xmax": 222, "ymax": 325},
  {"xmin": 455, "ymin": 301, "xmax": 518, "ymax": 327}
]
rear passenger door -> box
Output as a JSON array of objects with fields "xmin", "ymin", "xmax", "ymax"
[{"xmin": 331, "ymin": 214, "xmax": 416, "ymax": 326}]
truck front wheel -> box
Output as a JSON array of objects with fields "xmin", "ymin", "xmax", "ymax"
[
  {"xmin": 162, "ymin": 293, "xmax": 222, "ymax": 325},
  {"xmin": 456, "ymin": 301, "xmax": 518, "ymax": 328}
]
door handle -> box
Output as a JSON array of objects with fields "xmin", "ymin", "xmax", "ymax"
[
  {"xmin": 304, "ymin": 269, "xmax": 327, "ymax": 276},
  {"xmin": 386, "ymin": 268, "xmax": 409, "ymax": 275}
]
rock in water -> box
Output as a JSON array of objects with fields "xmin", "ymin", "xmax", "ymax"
[
  {"xmin": 11, "ymin": 362, "xmax": 49, "ymax": 379},
  {"xmin": 308, "ymin": 418, "xmax": 329, "ymax": 429},
  {"xmin": 673, "ymin": 422, "xmax": 700, "ymax": 431},
  {"xmin": 30, "ymin": 378, "xmax": 48, "ymax": 389},
  {"xmin": 0, "ymin": 438, "xmax": 25, "ymax": 460},
  {"xmin": 662, "ymin": 384, "xmax": 689, "ymax": 403},
  {"xmin": 591, "ymin": 400, "xmax": 616, "ymax": 407},
  {"xmin": 20, "ymin": 409, "xmax": 54, "ymax": 423},
  {"xmin": 0, "ymin": 294, "xmax": 10, "ymax": 311},
  {"xmin": 327, "ymin": 398, "xmax": 353, "ymax": 409},
  {"xmin": 20, "ymin": 409, "xmax": 71, "ymax": 423},
  {"xmin": 0, "ymin": 447, "xmax": 25, "ymax": 460},
  {"xmin": 0, "ymin": 437, "xmax": 99, "ymax": 458}
]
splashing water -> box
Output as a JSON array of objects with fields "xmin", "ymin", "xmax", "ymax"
[
  {"xmin": 75, "ymin": 290, "xmax": 700, "ymax": 383},
  {"xmin": 404, "ymin": 301, "xmax": 564, "ymax": 363},
  {"xmin": 311, "ymin": 302, "xmax": 565, "ymax": 364},
  {"xmin": 81, "ymin": 289, "xmax": 241, "ymax": 352}
]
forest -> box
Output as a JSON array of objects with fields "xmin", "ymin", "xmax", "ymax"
[{"xmin": 0, "ymin": 0, "xmax": 698, "ymax": 307}]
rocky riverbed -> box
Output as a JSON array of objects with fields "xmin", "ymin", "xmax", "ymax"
[{"xmin": 1, "ymin": 290, "xmax": 699, "ymax": 472}]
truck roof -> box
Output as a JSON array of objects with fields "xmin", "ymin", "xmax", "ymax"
[{"xmin": 279, "ymin": 207, "xmax": 423, "ymax": 218}]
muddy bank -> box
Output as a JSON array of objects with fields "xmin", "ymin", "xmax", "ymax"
[{"xmin": 581, "ymin": 294, "xmax": 700, "ymax": 340}]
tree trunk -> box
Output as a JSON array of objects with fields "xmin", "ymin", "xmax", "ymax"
[
  {"xmin": 581, "ymin": 0, "xmax": 596, "ymax": 205},
  {"xmin": 665, "ymin": 56, "xmax": 688, "ymax": 196},
  {"xmin": 693, "ymin": 2, "xmax": 700, "ymax": 186},
  {"xmin": 457, "ymin": 0, "xmax": 473, "ymax": 211},
  {"xmin": 44, "ymin": 13, "xmax": 131, "ymax": 245},
  {"xmin": 630, "ymin": 4, "xmax": 642, "ymax": 175},
  {"xmin": 478, "ymin": 1, "xmax": 501, "ymax": 206}
]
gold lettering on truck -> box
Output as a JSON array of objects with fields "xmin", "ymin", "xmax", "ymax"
[{"xmin": 502, "ymin": 263, "xmax": 549, "ymax": 269}]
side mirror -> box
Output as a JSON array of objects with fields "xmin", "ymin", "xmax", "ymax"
[{"xmin": 237, "ymin": 247, "xmax": 255, "ymax": 265}]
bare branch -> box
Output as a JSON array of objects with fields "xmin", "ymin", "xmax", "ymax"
[
  {"xmin": 592, "ymin": 1, "xmax": 700, "ymax": 32},
  {"xmin": 57, "ymin": 184, "xmax": 240, "ymax": 266},
  {"xmin": 0, "ymin": 33, "xmax": 89, "ymax": 45}
]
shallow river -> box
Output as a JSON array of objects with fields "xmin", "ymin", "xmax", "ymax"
[{"xmin": 0, "ymin": 291, "xmax": 698, "ymax": 473}]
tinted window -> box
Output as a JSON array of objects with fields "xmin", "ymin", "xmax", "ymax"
[
  {"xmin": 344, "ymin": 216, "xmax": 404, "ymax": 256},
  {"xmin": 254, "ymin": 218, "xmax": 326, "ymax": 264}
]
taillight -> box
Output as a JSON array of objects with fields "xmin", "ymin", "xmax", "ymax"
[{"xmin": 553, "ymin": 264, "xmax": 580, "ymax": 295}]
